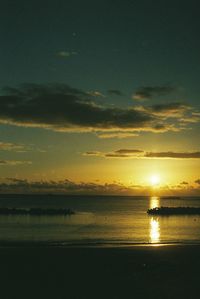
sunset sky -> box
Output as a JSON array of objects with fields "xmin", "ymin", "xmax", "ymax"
[{"xmin": 1, "ymin": 0, "xmax": 200, "ymax": 195}]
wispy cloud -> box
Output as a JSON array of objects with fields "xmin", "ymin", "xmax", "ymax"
[
  {"xmin": 84, "ymin": 149, "xmax": 200, "ymax": 159},
  {"xmin": 56, "ymin": 51, "xmax": 78, "ymax": 58},
  {"xmin": 0, "ymin": 160, "xmax": 32, "ymax": 166},
  {"xmin": 0, "ymin": 142, "xmax": 27, "ymax": 152},
  {"xmin": 97, "ymin": 132, "xmax": 139, "ymax": 139},
  {"xmin": 145, "ymin": 151, "xmax": 200, "ymax": 159},
  {"xmin": 136, "ymin": 103, "xmax": 191, "ymax": 118},
  {"xmin": 133, "ymin": 85, "xmax": 176, "ymax": 100},
  {"xmin": 115, "ymin": 149, "xmax": 144, "ymax": 154},
  {"xmin": 180, "ymin": 112, "xmax": 200, "ymax": 123},
  {"xmin": 0, "ymin": 141, "xmax": 46, "ymax": 153},
  {"xmin": 84, "ymin": 151, "xmax": 103, "ymax": 157},
  {"xmin": 107, "ymin": 89, "xmax": 123, "ymax": 96},
  {"xmin": 84, "ymin": 149, "xmax": 144, "ymax": 158},
  {"xmin": 87, "ymin": 91, "xmax": 105, "ymax": 97}
]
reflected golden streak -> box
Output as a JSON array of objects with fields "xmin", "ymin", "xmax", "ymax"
[
  {"xmin": 150, "ymin": 218, "xmax": 160, "ymax": 243},
  {"xmin": 149, "ymin": 196, "xmax": 160, "ymax": 209},
  {"xmin": 149, "ymin": 196, "xmax": 160, "ymax": 243}
]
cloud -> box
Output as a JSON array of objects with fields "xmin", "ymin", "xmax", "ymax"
[
  {"xmin": 0, "ymin": 141, "xmax": 46, "ymax": 153},
  {"xmin": 104, "ymin": 153, "xmax": 132, "ymax": 158},
  {"xmin": 133, "ymin": 85, "xmax": 176, "ymax": 100},
  {"xmin": 0, "ymin": 142, "xmax": 27, "ymax": 152},
  {"xmin": 0, "ymin": 177, "xmax": 199, "ymax": 195},
  {"xmin": 181, "ymin": 181, "xmax": 189, "ymax": 185},
  {"xmin": 84, "ymin": 149, "xmax": 144, "ymax": 158},
  {"xmin": 145, "ymin": 151, "xmax": 200, "ymax": 159},
  {"xmin": 136, "ymin": 103, "xmax": 191, "ymax": 118},
  {"xmin": 0, "ymin": 84, "xmax": 196, "ymax": 135},
  {"xmin": 115, "ymin": 149, "xmax": 144, "ymax": 154},
  {"xmin": 84, "ymin": 149, "xmax": 200, "ymax": 159},
  {"xmin": 195, "ymin": 179, "xmax": 200, "ymax": 185},
  {"xmin": 180, "ymin": 112, "xmax": 200, "ymax": 123},
  {"xmin": 0, "ymin": 178, "xmax": 134, "ymax": 195},
  {"xmin": 107, "ymin": 89, "xmax": 123, "ymax": 96},
  {"xmin": 84, "ymin": 151, "xmax": 103, "ymax": 157},
  {"xmin": 0, "ymin": 160, "xmax": 32, "ymax": 166},
  {"xmin": 87, "ymin": 91, "xmax": 105, "ymax": 97},
  {"xmin": 57, "ymin": 51, "xmax": 78, "ymax": 58},
  {"xmin": 96, "ymin": 132, "xmax": 139, "ymax": 139},
  {"xmin": 193, "ymin": 112, "xmax": 200, "ymax": 116}
]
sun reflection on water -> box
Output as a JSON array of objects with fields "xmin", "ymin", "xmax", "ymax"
[
  {"xmin": 149, "ymin": 196, "xmax": 160, "ymax": 243},
  {"xmin": 150, "ymin": 218, "xmax": 160, "ymax": 243},
  {"xmin": 149, "ymin": 196, "xmax": 160, "ymax": 209}
]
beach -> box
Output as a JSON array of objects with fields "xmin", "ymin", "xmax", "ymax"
[{"xmin": 0, "ymin": 244, "xmax": 200, "ymax": 299}]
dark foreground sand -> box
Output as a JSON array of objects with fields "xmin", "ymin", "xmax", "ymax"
[{"xmin": 0, "ymin": 244, "xmax": 200, "ymax": 299}]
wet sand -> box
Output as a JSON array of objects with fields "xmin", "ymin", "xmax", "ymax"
[{"xmin": 0, "ymin": 244, "xmax": 200, "ymax": 299}]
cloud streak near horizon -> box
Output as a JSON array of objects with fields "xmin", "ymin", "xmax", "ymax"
[
  {"xmin": 84, "ymin": 149, "xmax": 200, "ymax": 159},
  {"xmin": 0, "ymin": 177, "xmax": 198, "ymax": 195}
]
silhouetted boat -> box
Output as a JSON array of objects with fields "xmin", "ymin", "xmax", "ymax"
[
  {"xmin": 0, "ymin": 208, "xmax": 75, "ymax": 215},
  {"xmin": 147, "ymin": 206, "xmax": 200, "ymax": 215}
]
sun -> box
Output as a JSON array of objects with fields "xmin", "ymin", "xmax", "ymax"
[{"xmin": 150, "ymin": 175, "xmax": 160, "ymax": 186}]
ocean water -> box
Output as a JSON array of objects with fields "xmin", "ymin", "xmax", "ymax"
[{"xmin": 0, "ymin": 194, "xmax": 200, "ymax": 245}]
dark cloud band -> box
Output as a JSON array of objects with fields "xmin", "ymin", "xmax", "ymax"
[
  {"xmin": 0, "ymin": 83, "xmax": 195, "ymax": 134},
  {"xmin": 84, "ymin": 149, "xmax": 200, "ymax": 159}
]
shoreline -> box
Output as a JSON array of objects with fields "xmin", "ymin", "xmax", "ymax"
[
  {"xmin": 0, "ymin": 240, "xmax": 200, "ymax": 248},
  {"xmin": 0, "ymin": 244, "xmax": 200, "ymax": 298}
]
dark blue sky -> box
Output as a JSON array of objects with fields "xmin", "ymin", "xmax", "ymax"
[{"xmin": 1, "ymin": 0, "xmax": 200, "ymax": 104}]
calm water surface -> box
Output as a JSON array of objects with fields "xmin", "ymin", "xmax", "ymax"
[{"xmin": 0, "ymin": 194, "xmax": 200, "ymax": 245}]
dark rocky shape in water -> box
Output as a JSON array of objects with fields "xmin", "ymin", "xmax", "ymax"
[
  {"xmin": 147, "ymin": 206, "xmax": 200, "ymax": 215},
  {"xmin": 0, "ymin": 208, "xmax": 75, "ymax": 215}
]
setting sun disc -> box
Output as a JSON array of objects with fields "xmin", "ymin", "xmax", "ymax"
[{"xmin": 150, "ymin": 175, "xmax": 160, "ymax": 186}]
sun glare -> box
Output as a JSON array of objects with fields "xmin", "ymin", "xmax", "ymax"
[{"xmin": 150, "ymin": 175, "xmax": 160, "ymax": 186}]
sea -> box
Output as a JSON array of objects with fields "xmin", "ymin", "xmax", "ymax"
[{"xmin": 0, "ymin": 194, "xmax": 200, "ymax": 245}]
